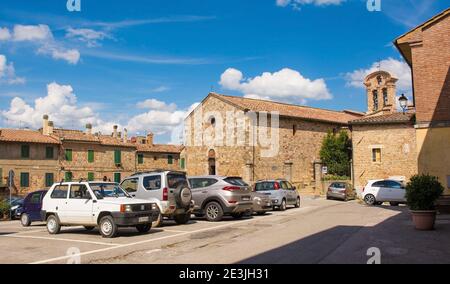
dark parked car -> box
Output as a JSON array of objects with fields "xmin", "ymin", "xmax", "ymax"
[
  {"xmin": 9, "ymin": 197, "xmax": 24, "ymax": 219},
  {"xmin": 326, "ymin": 182, "xmax": 355, "ymax": 201},
  {"xmin": 18, "ymin": 190, "xmax": 47, "ymax": 226}
]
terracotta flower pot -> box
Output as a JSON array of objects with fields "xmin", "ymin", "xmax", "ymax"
[{"xmin": 410, "ymin": 210, "xmax": 437, "ymax": 230}]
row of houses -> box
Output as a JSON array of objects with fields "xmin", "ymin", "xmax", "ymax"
[{"xmin": 0, "ymin": 120, "xmax": 183, "ymax": 193}]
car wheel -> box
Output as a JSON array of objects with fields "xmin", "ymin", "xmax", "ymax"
[
  {"xmin": 279, "ymin": 199, "xmax": 287, "ymax": 211},
  {"xmin": 364, "ymin": 194, "xmax": 376, "ymax": 206},
  {"xmin": 231, "ymin": 212, "xmax": 244, "ymax": 219},
  {"xmin": 152, "ymin": 212, "xmax": 163, "ymax": 228},
  {"xmin": 136, "ymin": 224, "xmax": 152, "ymax": 233},
  {"xmin": 174, "ymin": 213, "xmax": 191, "ymax": 224},
  {"xmin": 84, "ymin": 226, "xmax": 95, "ymax": 231},
  {"xmin": 295, "ymin": 197, "xmax": 301, "ymax": 208},
  {"xmin": 46, "ymin": 215, "xmax": 61, "ymax": 235},
  {"xmin": 204, "ymin": 202, "xmax": 224, "ymax": 222},
  {"xmin": 20, "ymin": 213, "xmax": 31, "ymax": 227},
  {"xmin": 390, "ymin": 202, "xmax": 399, "ymax": 206},
  {"xmin": 99, "ymin": 216, "xmax": 118, "ymax": 238}
]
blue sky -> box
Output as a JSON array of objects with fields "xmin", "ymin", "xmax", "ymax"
[{"xmin": 0, "ymin": 0, "xmax": 448, "ymax": 143}]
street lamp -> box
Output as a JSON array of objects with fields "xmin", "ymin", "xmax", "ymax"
[{"xmin": 398, "ymin": 94, "xmax": 408, "ymax": 114}]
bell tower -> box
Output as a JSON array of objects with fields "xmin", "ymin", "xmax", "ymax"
[{"xmin": 364, "ymin": 71, "xmax": 398, "ymax": 114}]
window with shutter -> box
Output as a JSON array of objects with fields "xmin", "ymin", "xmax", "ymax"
[
  {"xmin": 46, "ymin": 146, "xmax": 54, "ymax": 159},
  {"xmin": 114, "ymin": 150, "xmax": 121, "ymax": 164},
  {"xmin": 45, "ymin": 173, "xmax": 54, "ymax": 187},
  {"xmin": 114, "ymin": 173, "xmax": 121, "ymax": 183},
  {"xmin": 65, "ymin": 171, "xmax": 73, "ymax": 182},
  {"xmin": 88, "ymin": 150, "xmax": 94, "ymax": 163},
  {"xmin": 88, "ymin": 172, "xmax": 95, "ymax": 181},
  {"xmin": 138, "ymin": 154, "xmax": 144, "ymax": 164},
  {"xmin": 168, "ymin": 155, "xmax": 173, "ymax": 165},
  {"xmin": 65, "ymin": 149, "xmax": 73, "ymax": 161},
  {"xmin": 21, "ymin": 145, "xmax": 30, "ymax": 158},
  {"xmin": 20, "ymin": 172, "xmax": 30, "ymax": 187}
]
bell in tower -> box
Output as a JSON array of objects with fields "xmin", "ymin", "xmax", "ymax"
[{"xmin": 363, "ymin": 71, "xmax": 398, "ymax": 114}]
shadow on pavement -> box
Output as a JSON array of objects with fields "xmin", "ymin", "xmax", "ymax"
[{"xmin": 238, "ymin": 206, "xmax": 450, "ymax": 264}]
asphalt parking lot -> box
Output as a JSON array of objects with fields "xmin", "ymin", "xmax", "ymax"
[{"xmin": 1, "ymin": 198, "xmax": 449, "ymax": 264}]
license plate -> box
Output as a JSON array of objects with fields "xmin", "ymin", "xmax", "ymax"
[
  {"xmin": 138, "ymin": 216, "xmax": 149, "ymax": 223},
  {"xmin": 242, "ymin": 196, "xmax": 250, "ymax": 201}
]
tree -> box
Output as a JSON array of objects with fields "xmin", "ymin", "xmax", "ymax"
[{"xmin": 319, "ymin": 130, "xmax": 351, "ymax": 177}]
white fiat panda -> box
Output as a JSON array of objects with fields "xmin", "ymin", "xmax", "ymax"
[{"xmin": 41, "ymin": 181, "xmax": 159, "ymax": 238}]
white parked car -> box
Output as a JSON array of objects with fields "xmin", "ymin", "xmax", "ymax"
[
  {"xmin": 362, "ymin": 179, "xmax": 406, "ymax": 206},
  {"xmin": 41, "ymin": 182, "xmax": 159, "ymax": 238}
]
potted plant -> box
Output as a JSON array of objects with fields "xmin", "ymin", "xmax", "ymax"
[{"xmin": 405, "ymin": 174, "xmax": 444, "ymax": 230}]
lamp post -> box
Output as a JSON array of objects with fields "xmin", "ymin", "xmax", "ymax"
[{"xmin": 399, "ymin": 94, "xmax": 408, "ymax": 114}]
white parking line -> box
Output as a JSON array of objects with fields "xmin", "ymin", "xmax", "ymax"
[
  {"xmin": 0, "ymin": 234, "xmax": 120, "ymax": 247},
  {"xmin": 30, "ymin": 206, "xmax": 311, "ymax": 264}
]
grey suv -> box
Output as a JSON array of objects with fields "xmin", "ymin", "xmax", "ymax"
[
  {"xmin": 188, "ymin": 176, "xmax": 253, "ymax": 222},
  {"xmin": 121, "ymin": 170, "xmax": 194, "ymax": 227},
  {"xmin": 254, "ymin": 179, "xmax": 301, "ymax": 211}
]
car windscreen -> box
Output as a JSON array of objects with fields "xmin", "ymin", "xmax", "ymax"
[
  {"xmin": 167, "ymin": 173, "xmax": 187, "ymax": 189},
  {"xmin": 255, "ymin": 182, "xmax": 275, "ymax": 191},
  {"xmin": 223, "ymin": 177, "xmax": 248, "ymax": 186},
  {"xmin": 90, "ymin": 183, "xmax": 130, "ymax": 198}
]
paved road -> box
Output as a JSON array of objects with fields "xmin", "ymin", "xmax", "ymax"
[{"xmin": 0, "ymin": 198, "xmax": 449, "ymax": 264}]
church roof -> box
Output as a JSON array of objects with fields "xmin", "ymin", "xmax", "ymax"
[
  {"xmin": 208, "ymin": 93, "xmax": 363, "ymax": 125},
  {"xmin": 350, "ymin": 112, "xmax": 415, "ymax": 125}
]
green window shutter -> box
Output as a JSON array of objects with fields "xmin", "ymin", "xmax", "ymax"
[
  {"xmin": 114, "ymin": 173, "xmax": 121, "ymax": 183},
  {"xmin": 87, "ymin": 172, "xmax": 95, "ymax": 181},
  {"xmin": 45, "ymin": 173, "xmax": 54, "ymax": 187},
  {"xmin": 138, "ymin": 154, "xmax": 144, "ymax": 164},
  {"xmin": 65, "ymin": 171, "xmax": 72, "ymax": 182},
  {"xmin": 168, "ymin": 155, "xmax": 173, "ymax": 165},
  {"xmin": 114, "ymin": 150, "xmax": 121, "ymax": 164},
  {"xmin": 180, "ymin": 158, "xmax": 185, "ymax": 169},
  {"xmin": 65, "ymin": 149, "xmax": 73, "ymax": 161},
  {"xmin": 46, "ymin": 146, "xmax": 54, "ymax": 159},
  {"xmin": 21, "ymin": 145, "xmax": 30, "ymax": 158},
  {"xmin": 20, "ymin": 173, "xmax": 29, "ymax": 187},
  {"xmin": 88, "ymin": 150, "xmax": 94, "ymax": 163}
]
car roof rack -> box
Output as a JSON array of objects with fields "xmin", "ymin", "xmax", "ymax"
[{"xmin": 130, "ymin": 169, "xmax": 186, "ymax": 176}]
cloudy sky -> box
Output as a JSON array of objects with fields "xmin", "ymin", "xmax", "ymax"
[{"xmin": 0, "ymin": 0, "xmax": 447, "ymax": 143}]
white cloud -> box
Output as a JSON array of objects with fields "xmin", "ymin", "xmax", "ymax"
[
  {"xmin": 0, "ymin": 54, "xmax": 25, "ymax": 85},
  {"xmin": 219, "ymin": 68, "xmax": 332, "ymax": 103},
  {"xmin": 137, "ymin": 98, "xmax": 177, "ymax": 111},
  {"xmin": 345, "ymin": 57, "xmax": 412, "ymax": 92},
  {"xmin": 0, "ymin": 28, "xmax": 11, "ymax": 41},
  {"xmin": 12, "ymin": 24, "xmax": 53, "ymax": 42},
  {"xmin": 39, "ymin": 47, "xmax": 80, "ymax": 65},
  {"xmin": 277, "ymin": 0, "xmax": 346, "ymax": 10},
  {"xmin": 150, "ymin": 86, "xmax": 170, "ymax": 93},
  {"xmin": 65, "ymin": 28, "xmax": 110, "ymax": 47},
  {"xmin": 1, "ymin": 82, "xmax": 104, "ymax": 130}
]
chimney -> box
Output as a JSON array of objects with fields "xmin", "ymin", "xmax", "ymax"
[
  {"xmin": 85, "ymin": 123, "xmax": 92, "ymax": 135},
  {"xmin": 123, "ymin": 128, "xmax": 128, "ymax": 143},
  {"xmin": 113, "ymin": 125, "xmax": 118, "ymax": 138},
  {"xmin": 146, "ymin": 132, "xmax": 154, "ymax": 145},
  {"xmin": 42, "ymin": 114, "xmax": 49, "ymax": 135},
  {"xmin": 47, "ymin": 121, "xmax": 54, "ymax": 135}
]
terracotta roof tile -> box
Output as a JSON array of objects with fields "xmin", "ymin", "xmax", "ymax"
[
  {"xmin": 136, "ymin": 143, "xmax": 184, "ymax": 153},
  {"xmin": 0, "ymin": 129, "xmax": 60, "ymax": 144},
  {"xmin": 53, "ymin": 129, "xmax": 100, "ymax": 142},
  {"xmin": 350, "ymin": 112, "xmax": 415, "ymax": 125},
  {"xmin": 99, "ymin": 135, "xmax": 137, "ymax": 148},
  {"xmin": 210, "ymin": 93, "xmax": 363, "ymax": 124}
]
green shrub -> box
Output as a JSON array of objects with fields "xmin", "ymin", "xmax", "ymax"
[
  {"xmin": 319, "ymin": 131, "xmax": 351, "ymax": 177},
  {"xmin": 322, "ymin": 175, "xmax": 350, "ymax": 181},
  {"xmin": 0, "ymin": 199, "xmax": 11, "ymax": 219},
  {"xmin": 405, "ymin": 174, "xmax": 444, "ymax": 210}
]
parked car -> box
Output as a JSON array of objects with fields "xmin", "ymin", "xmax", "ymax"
[
  {"xmin": 254, "ymin": 179, "xmax": 301, "ymax": 211},
  {"xmin": 121, "ymin": 170, "xmax": 194, "ymax": 227},
  {"xmin": 250, "ymin": 191, "xmax": 272, "ymax": 215},
  {"xmin": 41, "ymin": 182, "xmax": 159, "ymax": 238},
  {"xmin": 9, "ymin": 196, "xmax": 24, "ymax": 220},
  {"xmin": 188, "ymin": 176, "xmax": 253, "ymax": 222},
  {"xmin": 326, "ymin": 182, "xmax": 356, "ymax": 201},
  {"xmin": 362, "ymin": 179, "xmax": 406, "ymax": 206},
  {"xmin": 19, "ymin": 190, "xmax": 47, "ymax": 226}
]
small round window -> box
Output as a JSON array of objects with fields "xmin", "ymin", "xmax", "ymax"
[{"xmin": 209, "ymin": 116, "xmax": 216, "ymax": 126}]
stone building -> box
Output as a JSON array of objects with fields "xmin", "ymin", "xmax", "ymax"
[
  {"xmin": 350, "ymin": 71, "xmax": 418, "ymax": 189},
  {"xmin": 183, "ymin": 92, "xmax": 363, "ymax": 191},
  {"xmin": 0, "ymin": 116, "xmax": 183, "ymax": 194},
  {"xmin": 395, "ymin": 7, "xmax": 450, "ymax": 194}
]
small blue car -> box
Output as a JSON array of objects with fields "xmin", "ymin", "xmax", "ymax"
[{"xmin": 18, "ymin": 190, "xmax": 47, "ymax": 227}]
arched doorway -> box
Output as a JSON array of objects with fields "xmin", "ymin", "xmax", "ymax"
[{"xmin": 208, "ymin": 149, "xmax": 216, "ymax": 175}]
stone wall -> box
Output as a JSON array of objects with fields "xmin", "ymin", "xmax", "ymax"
[
  {"xmin": 352, "ymin": 123, "xmax": 418, "ymax": 189},
  {"xmin": 136, "ymin": 152, "xmax": 181, "ymax": 172}
]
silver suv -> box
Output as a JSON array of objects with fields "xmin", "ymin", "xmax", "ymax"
[
  {"xmin": 121, "ymin": 170, "xmax": 194, "ymax": 227},
  {"xmin": 188, "ymin": 176, "xmax": 253, "ymax": 222},
  {"xmin": 254, "ymin": 179, "xmax": 301, "ymax": 211}
]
